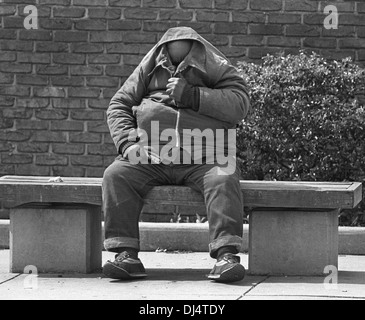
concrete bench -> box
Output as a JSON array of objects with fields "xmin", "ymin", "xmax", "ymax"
[{"xmin": 0, "ymin": 175, "xmax": 362, "ymax": 276}]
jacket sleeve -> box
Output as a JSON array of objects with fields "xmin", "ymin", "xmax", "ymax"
[
  {"xmin": 107, "ymin": 64, "xmax": 148, "ymax": 155},
  {"xmin": 198, "ymin": 60, "xmax": 250, "ymax": 125}
]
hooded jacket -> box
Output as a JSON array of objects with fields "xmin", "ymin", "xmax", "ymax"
[{"xmin": 107, "ymin": 27, "xmax": 250, "ymax": 163}]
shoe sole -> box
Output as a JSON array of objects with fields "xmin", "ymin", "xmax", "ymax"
[
  {"xmin": 207, "ymin": 264, "xmax": 246, "ymax": 283},
  {"xmin": 103, "ymin": 262, "xmax": 147, "ymax": 280}
]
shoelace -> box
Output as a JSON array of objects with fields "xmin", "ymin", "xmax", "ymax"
[{"xmin": 219, "ymin": 254, "xmax": 240, "ymax": 264}]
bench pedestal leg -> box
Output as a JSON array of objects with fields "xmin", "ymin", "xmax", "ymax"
[
  {"xmin": 249, "ymin": 209, "xmax": 339, "ymax": 276},
  {"xmin": 10, "ymin": 205, "xmax": 102, "ymax": 274}
]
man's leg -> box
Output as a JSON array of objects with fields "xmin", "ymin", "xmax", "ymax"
[
  {"xmin": 180, "ymin": 163, "xmax": 245, "ymax": 282},
  {"xmin": 102, "ymin": 158, "xmax": 170, "ymax": 279}
]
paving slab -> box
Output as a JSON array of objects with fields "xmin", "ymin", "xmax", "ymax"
[{"xmin": 1, "ymin": 250, "xmax": 365, "ymax": 300}]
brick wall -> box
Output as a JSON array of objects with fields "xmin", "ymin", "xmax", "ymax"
[{"xmin": 0, "ymin": 0, "xmax": 364, "ymax": 179}]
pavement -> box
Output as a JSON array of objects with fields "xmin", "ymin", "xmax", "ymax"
[{"xmin": 1, "ymin": 250, "xmax": 365, "ymax": 300}]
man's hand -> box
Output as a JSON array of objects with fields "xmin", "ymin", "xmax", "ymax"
[
  {"xmin": 124, "ymin": 144, "xmax": 149, "ymax": 164},
  {"xmin": 166, "ymin": 77, "xmax": 188, "ymax": 104}
]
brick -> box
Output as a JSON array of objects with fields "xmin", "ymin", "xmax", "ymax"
[
  {"xmin": 268, "ymin": 13, "xmax": 301, "ymax": 24},
  {"xmin": 178, "ymin": 22, "xmax": 212, "ymax": 34},
  {"xmin": 71, "ymin": 155, "xmax": 103, "ymax": 167},
  {"xmin": 16, "ymin": 75, "xmax": 49, "ymax": 86},
  {"xmin": 51, "ymin": 120, "xmax": 84, "ymax": 131},
  {"xmin": 217, "ymin": 46, "xmax": 247, "ymax": 59},
  {"xmin": 3, "ymin": 17, "xmax": 24, "ymax": 29},
  {"xmin": 105, "ymin": 65, "xmax": 135, "ymax": 77},
  {"xmin": 339, "ymin": 14, "xmax": 365, "ymax": 26},
  {"xmin": 0, "ymin": 63, "xmax": 32, "ymax": 73},
  {"xmin": 0, "ymin": 130, "xmax": 31, "ymax": 142},
  {"xmin": 247, "ymin": 47, "xmax": 282, "ymax": 59},
  {"xmin": 73, "ymin": 0, "xmax": 107, "ymax": 5},
  {"xmin": 34, "ymin": 87, "xmax": 66, "ymax": 98},
  {"xmin": 0, "ymin": 73, "xmax": 14, "ymax": 84},
  {"xmin": 359, "ymin": 3, "xmax": 365, "ymax": 13},
  {"xmin": 214, "ymin": 22, "xmax": 248, "ymax": 34},
  {"xmin": 19, "ymin": 30, "xmax": 52, "ymax": 41},
  {"xmin": 0, "ymin": 5, "xmax": 16, "ymax": 15},
  {"xmin": 233, "ymin": 12, "xmax": 266, "ymax": 23},
  {"xmin": 40, "ymin": 19, "xmax": 72, "ymax": 30},
  {"xmin": 69, "ymin": 133, "xmax": 102, "ymax": 143},
  {"xmin": 15, "ymin": 120, "xmax": 48, "ymax": 130},
  {"xmin": 39, "ymin": 0, "xmax": 70, "ymax": 4},
  {"xmin": 124, "ymin": 8, "xmax": 159, "ymax": 20},
  {"xmin": 68, "ymin": 87, "xmax": 101, "ymax": 98},
  {"xmin": 90, "ymin": 31, "xmax": 123, "ymax": 43},
  {"xmin": 70, "ymin": 110, "xmax": 104, "ymax": 120},
  {"xmin": 159, "ymin": 9, "xmax": 193, "ymax": 21},
  {"xmin": 285, "ymin": 0, "xmax": 319, "ymax": 12},
  {"xmin": 109, "ymin": 0, "xmax": 141, "ymax": 6},
  {"xmin": 52, "ymin": 98, "xmax": 85, "ymax": 109},
  {"xmin": 250, "ymin": 0, "xmax": 282, "ymax": 11},
  {"xmin": 323, "ymin": 26, "xmax": 356, "ymax": 38},
  {"xmin": 143, "ymin": 22, "xmax": 178, "ymax": 32},
  {"xmin": 0, "ymin": 96, "xmax": 15, "ymax": 107},
  {"xmin": 53, "ymin": 53, "xmax": 86, "ymax": 65},
  {"xmin": 88, "ymin": 54, "xmax": 120, "ymax": 64},
  {"xmin": 0, "ymin": 40, "xmax": 33, "ymax": 51},
  {"xmin": 52, "ymin": 165, "xmax": 85, "ymax": 177},
  {"xmin": 143, "ymin": 0, "xmax": 176, "ymax": 7},
  {"xmin": 17, "ymin": 52, "xmax": 51, "ymax": 64},
  {"xmin": 319, "ymin": 2, "xmax": 355, "ymax": 13},
  {"xmin": 103, "ymin": 134, "xmax": 114, "ymax": 145},
  {"xmin": 51, "ymin": 76, "xmax": 85, "ymax": 87},
  {"xmin": 2, "ymin": 108, "xmax": 33, "ymax": 119},
  {"xmin": 52, "ymin": 143, "xmax": 85, "ymax": 155},
  {"xmin": 15, "ymin": 164, "xmax": 50, "ymax": 176},
  {"xmin": 304, "ymin": 13, "xmax": 328, "ymax": 25},
  {"xmin": 88, "ymin": 8, "xmax": 121, "ymax": 19},
  {"xmin": 321, "ymin": 50, "xmax": 356, "ymax": 61},
  {"xmin": 179, "ymin": 0, "xmax": 213, "ymax": 9},
  {"xmin": 36, "ymin": 65, "xmax": 68, "ymax": 75},
  {"xmin": 0, "ymin": 52, "xmax": 16, "ymax": 62},
  {"xmin": 36, "ymin": 42, "xmax": 68, "ymax": 52},
  {"xmin": 31, "ymin": 131, "xmax": 67, "ymax": 142},
  {"xmin": 53, "ymin": 7, "xmax": 86, "ymax": 18},
  {"xmin": 250, "ymin": 24, "xmax": 284, "ymax": 35},
  {"xmin": 70, "ymin": 65, "xmax": 103, "ymax": 76},
  {"xmin": 85, "ymin": 167, "xmax": 107, "ymax": 177},
  {"xmin": 0, "ymin": 29, "xmax": 17, "ymax": 39},
  {"xmin": 35, "ymin": 109, "xmax": 68, "ymax": 120},
  {"xmin": 75, "ymin": 19, "xmax": 107, "ymax": 30},
  {"xmin": 35, "ymin": 154, "xmax": 68, "ymax": 166},
  {"xmin": 339, "ymin": 38, "xmax": 365, "ymax": 49},
  {"xmin": 17, "ymin": 98, "xmax": 49, "ymax": 109},
  {"xmin": 108, "ymin": 20, "xmax": 142, "ymax": 31},
  {"xmin": 196, "ymin": 10, "xmax": 230, "ymax": 22},
  {"xmin": 359, "ymin": 27, "xmax": 365, "ymax": 38},
  {"xmin": 17, "ymin": 142, "xmax": 49, "ymax": 153},
  {"xmin": 87, "ymin": 121, "xmax": 109, "ymax": 133},
  {"xmin": 71, "ymin": 43, "xmax": 104, "ymax": 53},
  {"xmin": 54, "ymin": 31, "xmax": 88, "ymax": 42},
  {"xmin": 106, "ymin": 43, "xmax": 140, "ymax": 54},
  {"xmin": 86, "ymin": 76, "xmax": 119, "ymax": 87},
  {"xmin": 303, "ymin": 38, "xmax": 337, "ymax": 49},
  {"xmin": 88, "ymin": 98, "xmax": 110, "ymax": 110},
  {"xmin": 0, "ymin": 142, "xmax": 15, "ymax": 152},
  {"xmin": 215, "ymin": 0, "xmax": 248, "ymax": 10},
  {"xmin": 122, "ymin": 54, "xmax": 143, "ymax": 65},
  {"xmin": 18, "ymin": 4, "xmax": 51, "ymax": 17},
  {"xmin": 2, "ymin": 154, "xmax": 33, "ymax": 164},
  {"xmin": 103, "ymin": 88, "xmax": 118, "ymax": 99},
  {"xmin": 87, "ymin": 144, "xmax": 117, "ymax": 156},
  {"xmin": 232, "ymin": 35, "xmax": 265, "ymax": 46},
  {"xmin": 0, "ymin": 165, "xmax": 15, "ymax": 175},
  {"xmin": 286, "ymin": 25, "xmax": 321, "ymax": 37},
  {"xmin": 0, "ymin": 117, "xmax": 13, "ymax": 129},
  {"xmin": 0, "ymin": 86, "xmax": 30, "ymax": 97}
]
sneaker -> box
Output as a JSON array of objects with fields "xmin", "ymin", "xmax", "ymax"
[
  {"xmin": 207, "ymin": 253, "xmax": 245, "ymax": 283},
  {"xmin": 103, "ymin": 252, "xmax": 147, "ymax": 280}
]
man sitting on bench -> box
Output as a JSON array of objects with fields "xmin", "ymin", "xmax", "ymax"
[{"xmin": 102, "ymin": 27, "xmax": 251, "ymax": 283}]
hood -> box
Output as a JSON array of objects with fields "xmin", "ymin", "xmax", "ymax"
[{"xmin": 153, "ymin": 27, "xmax": 229, "ymax": 63}]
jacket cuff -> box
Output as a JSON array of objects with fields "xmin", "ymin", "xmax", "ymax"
[
  {"xmin": 118, "ymin": 141, "xmax": 137, "ymax": 158},
  {"xmin": 180, "ymin": 85, "xmax": 200, "ymax": 111}
]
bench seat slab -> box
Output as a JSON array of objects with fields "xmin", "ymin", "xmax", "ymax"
[
  {"xmin": 10, "ymin": 206, "xmax": 102, "ymax": 274},
  {"xmin": 249, "ymin": 209, "xmax": 339, "ymax": 276}
]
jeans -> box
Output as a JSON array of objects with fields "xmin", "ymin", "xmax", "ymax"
[{"xmin": 102, "ymin": 157, "xmax": 244, "ymax": 259}]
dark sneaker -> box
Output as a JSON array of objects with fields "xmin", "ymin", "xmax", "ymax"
[
  {"xmin": 207, "ymin": 253, "xmax": 245, "ymax": 283},
  {"xmin": 103, "ymin": 252, "xmax": 147, "ymax": 280}
]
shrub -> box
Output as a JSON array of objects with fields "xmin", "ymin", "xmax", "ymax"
[{"xmin": 236, "ymin": 51, "xmax": 365, "ymax": 225}]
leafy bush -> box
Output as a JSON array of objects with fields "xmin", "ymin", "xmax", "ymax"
[{"xmin": 236, "ymin": 51, "xmax": 365, "ymax": 225}]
